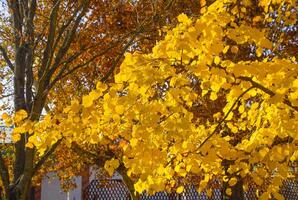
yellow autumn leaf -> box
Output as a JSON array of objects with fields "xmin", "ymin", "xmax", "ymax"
[
  {"xmin": 259, "ymin": 192, "xmax": 270, "ymax": 200},
  {"xmin": 115, "ymin": 105, "xmax": 125, "ymax": 115},
  {"xmin": 223, "ymin": 45, "xmax": 230, "ymax": 54},
  {"xmin": 25, "ymin": 142, "xmax": 34, "ymax": 149},
  {"xmin": 226, "ymin": 188, "xmax": 232, "ymax": 196},
  {"xmin": 96, "ymin": 81, "xmax": 108, "ymax": 91},
  {"xmin": 238, "ymin": 105, "xmax": 245, "ymax": 113},
  {"xmin": 12, "ymin": 133, "xmax": 21, "ymax": 142},
  {"xmin": 293, "ymin": 79, "xmax": 298, "ymax": 88},
  {"xmin": 253, "ymin": 16, "xmax": 262, "ymax": 23},
  {"xmin": 14, "ymin": 109, "xmax": 28, "ymax": 123},
  {"xmin": 214, "ymin": 56, "xmax": 221, "ymax": 65},
  {"xmin": 256, "ymin": 47, "xmax": 263, "ymax": 57},
  {"xmin": 130, "ymin": 138, "xmax": 138, "ymax": 147},
  {"xmin": 177, "ymin": 14, "xmax": 191, "ymax": 24},
  {"xmin": 210, "ymin": 92, "xmax": 218, "ymax": 101},
  {"xmin": 228, "ymin": 177, "xmax": 237, "ymax": 186},
  {"xmin": 176, "ymin": 186, "xmax": 184, "ymax": 194},
  {"xmin": 104, "ymin": 159, "xmax": 120, "ymax": 176},
  {"xmin": 252, "ymin": 175, "xmax": 263, "ymax": 186},
  {"xmin": 1, "ymin": 113, "xmax": 12, "ymax": 126},
  {"xmin": 231, "ymin": 46, "xmax": 238, "ymax": 54},
  {"xmin": 272, "ymin": 192, "xmax": 285, "ymax": 200},
  {"xmin": 82, "ymin": 95, "xmax": 94, "ymax": 108}
]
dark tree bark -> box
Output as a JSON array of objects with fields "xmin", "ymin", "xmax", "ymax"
[
  {"xmin": 0, "ymin": 0, "xmax": 91, "ymax": 199},
  {"xmin": 221, "ymin": 159, "xmax": 245, "ymax": 200},
  {"xmin": 230, "ymin": 176, "xmax": 244, "ymax": 200}
]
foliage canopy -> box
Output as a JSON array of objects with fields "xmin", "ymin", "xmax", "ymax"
[{"xmin": 1, "ymin": 0, "xmax": 298, "ymax": 199}]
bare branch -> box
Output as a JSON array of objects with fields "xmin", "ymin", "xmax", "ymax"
[
  {"xmin": 47, "ymin": 0, "xmax": 90, "ymax": 79},
  {"xmin": 47, "ymin": 38, "xmax": 123, "ymax": 90},
  {"xmin": 0, "ymin": 93, "xmax": 14, "ymax": 99},
  {"xmin": 8, "ymin": 0, "xmax": 24, "ymax": 46},
  {"xmin": 39, "ymin": 0, "xmax": 61, "ymax": 79},
  {"xmin": 101, "ymin": 27, "xmax": 144, "ymax": 82},
  {"xmin": 52, "ymin": 5, "xmax": 82, "ymax": 53},
  {"xmin": 71, "ymin": 142, "xmax": 112, "ymax": 167},
  {"xmin": 0, "ymin": 45, "xmax": 14, "ymax": 71}
]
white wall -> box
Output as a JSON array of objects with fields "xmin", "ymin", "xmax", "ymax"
[{"xmin": 41, "ymin": 172, "xmax": 82, "ymax": 200}]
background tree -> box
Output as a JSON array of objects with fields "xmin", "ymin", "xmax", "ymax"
[
  {"xmin": 1, "ymin": 0, "xmax": 297, "ymax": 200},
  {"xmin": 25, "ymin": 1, "xmax": 297, "ymax": 200}
]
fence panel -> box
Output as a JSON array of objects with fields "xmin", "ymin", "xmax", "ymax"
[{"xmin": 83, "ymin": 179, "xmax": 298, "ymax": 200}]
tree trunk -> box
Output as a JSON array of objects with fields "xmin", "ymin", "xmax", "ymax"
[
  {"xmin": 230, "ymin": 177, "xmax": 244, "ymax": 200},
  {"xmin": 2, "ymin": 1, "xmax": 89, "ymax": 199},
  {"xmin": 221, "ymin": 159, "xmax": 244, "ymax": 200},
  {"xmin": 118, "ymin": 164, "xmax": 141, "ymax": 200}
]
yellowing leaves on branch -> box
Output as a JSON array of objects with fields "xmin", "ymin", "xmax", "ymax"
[{"xmin": 2, "ymin": 0, "xmax": 298, "ymax": 199}]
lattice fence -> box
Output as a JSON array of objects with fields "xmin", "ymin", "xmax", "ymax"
[
  {"xmin": 83, "ymin": 179, "xmax": 298, "ymax": 200},
  {"xmin": 83, "ymin": 179, "xmax": 130, "ymax": 200}
]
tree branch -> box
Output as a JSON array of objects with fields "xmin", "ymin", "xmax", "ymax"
[
  {"xmin": 100, "ymin": 27, "xmax": 143, "ymax": 82},
  {"xmin": 39, "ymin": 0, "xmax": 61, "ymax": 79},
  {"xmin": 238, "ymin": 76, "xmax": 298, "ymax": 112},
  {"xmin": 8, "ymin": 0, "xmax": 24, "ymax": 47},
  {"xmin": 47, "ymin": 36, "xmax": 126, "ymax": 90},
  {"xmin": 198, "ymin": 86, "xmax": 255, "ymax": 150},
  {"xmin": 47, "ymin": 0, "xmax": 90, "ymax": 80},
  {"xmin": 33, "ymin": 138, "xmax": 63, "ymax": 175},
  {"xmin": 0, "ymin": 152, "xmax": 10, "ymax": 198},
  {"xmin": 71, "ymin": 142, "xmax": 111, "ymax": 167},
  {"xmin": 52, "ymin": 4, "xmax": 82, "ymax": 53},
  {"xmin": 0, "ymin": 45, "xmax": 14, "ymax": 71}
]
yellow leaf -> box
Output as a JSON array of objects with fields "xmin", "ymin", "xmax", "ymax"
[
  {"xmin": 238, "ymin": 105, "xmax": 245, "ymax": 113},
  {"xmin": 226, "ymin": 188, "xmax": 232, "ymax": 196},
  {"xmin": 177, "ymin": 14, "xmax": 191, "ymax": 24},
  {"xmin": 259, "ymin": 192, "xmax": 270, "ymax": 200},
  {"xmin": 1, "ymin": 113, "xmax": 10, "ymax": 121},
  {"xmin": 115, "ymin": 105, "xmax": 125, "ymax": 115},
  {"xmin": 226, "ymin": 112, "xmax": 233, "ymax": 121},
  {"xmin": 70, "ymin": 100, "xmax": 80, "ymax": 113},
  {"xmin": 273, "ymin": 192, "xmax": 285, "ymax": 200},
  {"xmin": 1, "ymin": 113, "xmax": 12, "ymax": 126},
  {"xmin": 82, "ymin": 95, "xmax": 94, "ymax": 108},
  {"xmin": 253, "ymin": 16, "xmax": 262, "ymax": 23},
  {"xmin": 259, "ymin": 147, "xmax": 269, "ymax": 159},
  {"xmin": 25, "ymin": 142, "xmax": 34, "ymax": 148},
  {"xmin": 12, "ymin": 133, "xmax": 21, "ymax": 142},
  {"xmin": 241, "ymin": 7, "xmax": 246, "ymax": 12},
  {"xmin": 223, "ymin": 45, "xmax": 230, "ymax": 54},
  {"xmin": 176, "ymin": 186, "xmax": 184, "ymax": 194},
  {"xmin": 228, "ymin": 177, "xmax": 237, "ymax": 186},
  {"xmin": 293, "ymin": 79, "xmax": 298, "ymax": 88},
  {"xmin": 104, "ymin": 159, "xmax": 120, "ymax": 176},
  {"xmin": 130, "ymin": 138, "xmax": 138, "ymax": 147},
  {"xmin": 213, "ymin": 112, "xmax": 221, "ymax": 120},
  {"xmin": 231, "ymin": 46, "xmax": 238, "ymax": 54},
  {"xmin": 89, "ymin": 90, "xmax": 101, "ymax": 100},
  {"xmin": 256, "ymin": 47, "xmax": 263, "ymax": 57},
  {"xmin": 252, "ymin": 175, "xmax": 263, "ymax": 186},
  {"xmin": 96, "ymin": 81, "xmax": 108, "ymax": 91},
  {"xmin": 214, "ymin": 56, "xmax": 221, "ymax": 65},
  {"xmin": 210, "ymin": 92, "xmax": 218, "ymax": 101},
  {"xmin": 14, "ymin": 109, "xmax": 28, "ymax": 123}
]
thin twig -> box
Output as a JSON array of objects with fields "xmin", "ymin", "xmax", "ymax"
[
  {"xmin": 0, "ymin": 45, "xmax": 14, "ymax": 71},
  {"xmin": 198, "ymin": 86, "xmax": 255, "ymax": 149}
]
